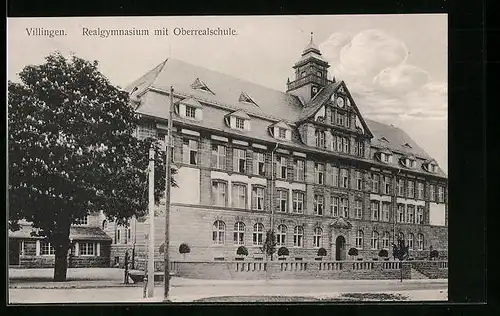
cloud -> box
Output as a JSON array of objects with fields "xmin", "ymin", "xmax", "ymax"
[{"xmin": 318, "ymin": 29, "xmax": 447, "ymax": 122}]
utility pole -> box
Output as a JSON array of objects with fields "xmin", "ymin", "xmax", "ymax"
[
  {"xmin": 147, "ymin": 146, "xmax": 155, "ymax": 298},
  {"xmin": 164, "ymin": 86, "xmax": 174, "ymax": 301}
]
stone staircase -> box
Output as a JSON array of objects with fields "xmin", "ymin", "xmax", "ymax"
[{"xmin": 411, "ymin": 267, "xmax": 429, "ymax": 279}]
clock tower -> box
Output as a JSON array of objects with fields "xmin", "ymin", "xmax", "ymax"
[{"xmin": 286, "ymin": 33, "xmax": 334, "ymax": 104}]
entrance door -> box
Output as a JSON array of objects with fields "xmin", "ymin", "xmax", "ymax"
[
  {"xmin": 335, "ymin": 236, "xmax": 346, "ymax": 261},
  {"xmin": 9, "ymin": 240, "xmax": 20, "ymax": 265}
]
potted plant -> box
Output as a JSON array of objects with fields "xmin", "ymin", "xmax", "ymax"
[
  {"xmin": 178, "ymin": 243, "xmax": 191, "ymax": 261},
  {"xmin": 277, "ymin": 247, "xmax": 289, "ymax": 260},
  {"xmin": 348, "ymin": 247, "xmax": 359, "ymax": 260},
  {"xmin": 236, "ymin": 245, "xmax": 248, "ymax": 261},
  {"xmin": 378, "ymin": 249, "xmax": 389, "ymax": 261},
  {"xmin": 316, "ymin": 247, "xmax": 327, "ymax": 261}
]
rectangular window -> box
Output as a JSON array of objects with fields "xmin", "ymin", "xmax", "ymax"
[
  {"xmin": 314, "ymin": 194, "xmax": 324, "ymax": 216},
  {"xmin": 292, "ymin": 191, "xmax": 304, "ymax": 214},
  {"xmin": 276, "ymin": 156, "xmax": 287, "ymax": 180},
  {"xmin": 253, "ymin": 152, "xmax": 266, "ymax": 176},
  {"xmin": 79, "ymin": 242, "xmax": 96, "ymax": 256},
  {"xmin": 382, "ymin": 203, "xmax": 390, "ymax": 222},
  {"xmin": 340, "ymin": 168, "xmax": 349, "ymax": 188},
  {"xmin": 252, "ymin": 186, "xmax": 265, "ymax": 210},
  {"xmin": 407, "ymin": 205, "xmax": 415, "ymax": 224},
  {"xmin": 75, "ymin": 216, "xmax": 88, "ymax": 226},
  {"xmin": 429, "ymin": 184, "xmax": 435, "ymax": 201},
  {"xmin": 437, "ymin": 186, "xmax": 445, "ymax": 202},
  {"xmin": 340, "ymin": 198, "xmax": 349, "ymax": 218},
  {"xmin": 315, "ymin": 163, "xmax": 325, "ymax": 184},
  {"xmin": 332, "ymin": 167, "xmax": 339, "ymax": 187},
  {"xmin": 354, "ymin": 200, "xmax": 363, "ymax": 219},
  {"xmin": 336, "ymin": 136, "xmax": 343, "ymax": 152},
  {"xmin": 397, "ymin": 204, "xmax": 405, "ymax": 223},
  {"xmin": 407, "ymin": 181, "xmax": 415, "ymax": 198},
  {"xmin": 383, "ymin": 176, "xmax": 391, "ymax": 194},
  {"xmin": 232, "ymin": 184, "xmax": 247, "ymax": 209},
  {"xmin": 416, "ymin": 206, "xmax": 424, "ymax": 224},
  {"xmin": 212, "ymin": 181, "xmax": 227, "ymax": 207},
  {"xmin": 183, "ymin": 139, "xmax": 198, "ymax": 165},
  {"xmin": 278, "ymin": 190, "xmax": 288, "ymax": 213},
  {"xmin": 372, "ymin": 174, "xmax": 380, "ymax": 193},
  {"xmin": 331, "ymin": 196, "xmax": 339, "ymax": 217},
  {"xmin": 355, "ymin": 140, "xmax": 364, "ymax": 156},
  {"xmin": 235, "ymin": 117, "xmax": 245, "ymax": 129},
  {"xmin": 397, "ymin": 179, "xmax": 405, "ymax": 197},
  {"xmin": 355, "ymin": 171, "xmax": 363, "ymax": 190},
  {"xmin": 40, "ymin": 242, "xmax": 55, "ymax": 255},
  {"xmin": 293, "ymin": 159, "xmax": 305, "ymax": 181},
  {"xmin": 278, "ymin": 128, "xmax": 287, "ymax": 139},
  {"xmin": 336, "ymin": 113, "xmax": 345, "ymax": 126},
  {"xmin": 417, "ymin": 182, "xmax": 425, "ymax": 199},
  {"xmin": 233, "ymin": 148, "xmax": 247, "ymax": 173},
  {"xmin": 185, "ymin": 106, "xmax": 196, "ymax": 118},
  {"xmin": 211, "ymin": 144, "xmax": 226, "ymax": 170},
  {"xmin": 343, "ymin": 137, "xmax": 350, "ymax": 153},
  {"xmin": 371, "ymin": 201, "xmax": 380, "ymax": 221}
]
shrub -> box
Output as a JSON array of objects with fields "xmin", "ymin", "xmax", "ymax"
[
  {"xmin": 236, "ymin": 245, "xmax": 248, "ymax": 256},
  {"xmin": 378, "ymin": 249, "xmax": 389, "ymax": 258},
  {"xmin": 348, "ymin": 247, "xmax": 358, "ymax": 257},
  {"xmin": 430, "ymin": 249, "xmax": 439, "ymax": 260},
  {"xmin": 278, "ymin": 247, "xmax": 289, "ymax": 257},
  {"xmin": 317, "ymin": 247, "xmax": 327, "ymax": 257},
  {"xmin": 179, "ymin": 243, "xmax": 191, "ymax": 260}
]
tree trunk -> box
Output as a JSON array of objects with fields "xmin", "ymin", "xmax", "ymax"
[
  {"xmin": 53, "ymin": 224, "xmax": 71, "ymax": 282},
  {"xmin": 400, "ymin": 261, "xmax": 403, "ymax": 282}
]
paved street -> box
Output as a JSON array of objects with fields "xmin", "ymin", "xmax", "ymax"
[{"xmin": 9, "ymin": 279, "xmax": 448, "ymax": 303}]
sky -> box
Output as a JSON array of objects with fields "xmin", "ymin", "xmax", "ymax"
[{"xmin": 7, "ymin": 15, "xmax": 448, "ymax": 172}]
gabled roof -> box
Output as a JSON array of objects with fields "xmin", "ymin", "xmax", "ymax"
[
  {"xmin": 227, "ymin": 109, "xmax": 251, "ymax": 120},
  {"xmin": 238, "ymin": 91, "xmax": 258, "ymax": 106},
  {"xmin": 271, "ymin": 120, "xmax": 291, "ymax": 129},
  {"xmin": 179, "ymin": 97, "xmax": 203, "ymax": 108},
  {"xmin": 191, "ymin": 78, "xmax": 215, "ymax": 95},
  {"xmin": 132, "ymin": 58, "xmax": 303, "ymax": 122},
  {"xmin": 9, "ymin": 224, "xmax": 112, "ymax": 241},
  {"xmin": 297, "ymin": 81, "xmax": 374, "ymax": 138}
]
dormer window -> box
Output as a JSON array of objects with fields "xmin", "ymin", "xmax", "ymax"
[
  {"xmin": 225, "ymin": 110, "xmax": 251, "ymax": 131},
  {"xmin": 423, "ymin": 161, "xmax": 438, "ymax": 173},
  {"xmin": 75, "ymin": 215, "xmax": 89, "ymax": 226},
  {"xmin": 176, "ymin": 97, "xmax": 203, "ymax": 120},
  {"xmin": 269, "ymin": 121, "xmax": 292, "ymax": 141},
  {"xmin": 378, "ymin": 150, "xmax": 393, "ymax": 163},
  {"xmin": 191, "ymin": 78, "xmax": 215, "ymax": 95},
  {"xmin": 400, "ymin": 156, "xmax": 417, "ymax": 168}
]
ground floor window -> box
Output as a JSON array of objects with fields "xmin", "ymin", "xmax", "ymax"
[
  {"xmin": 79, "ymin": 242, "xmax": 97, "ymax": 256},
  {"xmin": 40, "ymin": 241, "xmax": 55, "ymax": 255}
]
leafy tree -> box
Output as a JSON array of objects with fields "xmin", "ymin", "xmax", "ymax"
[
  {"xmin": 392, "ymin": 238, "xmax": 410, "ymax": 282},
  {"xmin": 317, "ymin": 247, "xmax": 327, "ymax": 257},
  {"xmin": 430, "ymin": 249, "xmax": 439, "ymax": 260},
  {"xmin": 179, "ymin": 243, "xmax": 191, "ymax": 260},
  {"xmin": 348, "ymin": 247, "xmax": 358, "ymax": 259},
  {"xmin": 260, "ymin": 230, "xmax": 277, "ymax": 261},
  {"xmin": 277, "ymin": 247, "xmax": 289, "ymax": 257},
  {"xmin": 8, "ymin": 52, "xmax": 176, "ymax": 281},
  {"xmin": 236, "ymin": 246, "xmax": 248, "ymax": 257}
]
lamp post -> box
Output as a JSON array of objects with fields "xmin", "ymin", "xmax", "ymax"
[
  {"xmin": 147, "ymin": 146, "xmax": 155, "ymax": 298},
  {"xmin": 163, "ymin": 86, "xmax": 174, "ymax": 301}
]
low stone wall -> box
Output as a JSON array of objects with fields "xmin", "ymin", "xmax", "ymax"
[
  {"xmin": 411, "ymin": 260, "xmax": 448, "ymax": 279},
  {"xmin": 133, "ymin": 259, "xmax": 417, "ymax": 280},
  {"xmin": 18, "ymin": 255, "xmax": 110, "ymax": 268}
]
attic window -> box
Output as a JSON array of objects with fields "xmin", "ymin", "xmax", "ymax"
[
  {"xmin": 379, "ymin": 151, "xmax": 393, "ymax": 163},
  {"xmin": 190, "ymin": 78, "xmax": 214, "ymax": 94},
  {"xmin": 379, "ymin": 137, "xmax": 389, "ymax": 143},
  {"xmin": 424, "ymin": 161, "xmax": 438, "ymax": 173},
  {"xmin": 402, "ymin": 143, "xmax": 412, "ymax": 149},
  {"xmin": 239, "ymin": 92, "xmax": 258, "ymax": 106},
  {"xmin": 401, "ymin": 156, "xmax": 417, "ymax": 169}
]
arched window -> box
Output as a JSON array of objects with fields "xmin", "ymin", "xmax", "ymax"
[
  {"xmin": 233, "ymin": 222, "xmax": 245, "ymax": 245},
  {"xmin": 277, "ymin": 224, "xmax": 287, "ymax": 246},
  {"xmin": 382, "ymin": 231, "xmax": 390, "ymax": 249},
  {"xmin": 102, "ymin": 220, "xmax": 107, "ymax": 230},
  {"xmin": 315, "ymin": 130, "xmax": 326, "ymax": 148},
  {"xmin": 371, "ymin": 231, "xmax": 379, "ymax": 250},
  {"xmin": 293, "ymin": 226, "xmax": 304, "ymax": 247},
  {"xmin": 355, "ymin": 230, "xmax": 364, "ymax": 249},
  {"xmin": 313, "ymin": 227, "xmax": 323, "ymax": 248},
  {"xmin": 417, "ymin": 233, "xmax": 424, "ymax": 250},
  {"xmin": 408, "ymin": 233, "xmax": 414, "ymax": 250},
  {"xmin": 212, "ymin": 220, "xmax": 226, "ymax": 245},
  {"xmin": 253, "ymin": 223, "xmax": 264, "ymax": 246}
]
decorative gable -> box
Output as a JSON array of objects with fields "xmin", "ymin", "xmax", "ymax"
[
  {"xmin": 190, "ymin": 78, "xmax": 215, "ymax": 95},
  {"xmin": 268, "ymin": 120, "xmax": 292, "ymax": 141},
  {"xmin": 225, "ymin": 110, "xmax": 251, "ymax": 131},
  {"xmin": 238, "ymin": 91, "xmax": 258, "ymax": 106}
]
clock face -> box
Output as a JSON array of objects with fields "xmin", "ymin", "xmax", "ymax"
[{"xmin": 337, "ymin": 98, "xmax": 345, "ymax": 108}]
